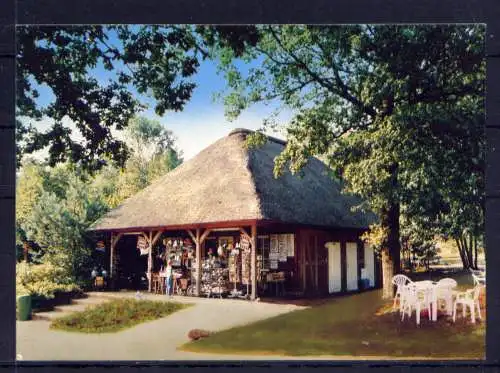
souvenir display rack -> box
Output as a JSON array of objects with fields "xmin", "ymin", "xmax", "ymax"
[
  {"xmin": 200, "ymin": 258, "xmax": 229, "ymax": 298},
  {"xmin": 228, "ymin": 245, "xmax": 244, "ymax": 298},
  {"xmin": 150, "ymin": 232, "xmax": 295, "ymax": 298}
]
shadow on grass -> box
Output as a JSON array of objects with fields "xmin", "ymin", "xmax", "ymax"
[{"xmin": 182, "ymin": 289, "xmax": 485, "ymax": 359}]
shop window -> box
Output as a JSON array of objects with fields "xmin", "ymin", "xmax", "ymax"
[{"xmin": 257, "ymin": 235, "xmax": 270, "ymax": 270}]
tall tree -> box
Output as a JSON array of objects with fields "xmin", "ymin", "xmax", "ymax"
[
  {"xmin": 212, "ymin": 25, "xmax": 485, "ymax": 298},
  {"xmin": 19, "ymin": 163, "xmax": 109, "ymax": 280},
  {"xmin": 16, "ymin": 25, "xmax": 259, "ymax": 171},
  {"xmin": 91, "ymin": 116, "xmax": 183, "ymax": 208}
]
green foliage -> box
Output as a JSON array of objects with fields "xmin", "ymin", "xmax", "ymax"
[
  {"xmin": 18, "ymin": 162, "xmax": 109, "ymax": 280},
  {"xmin": 50, "ymin": 298, "xmax": 190, "ymax": 333},
  {"xmin": 16, "ymin": 116, "xmax": 184, "ymax": 281},
  {"xmin": 91, "ymin": 116, "xmax": 183, "ymax": 207},
  {"xmin": 361, "ymin": 224, "xmax": 388, "ymax": 253},
  {"xmin": 16, "ymin": 262, "xmax": 80, "ymax": 299},
  {"xmin": 126, "ymin": 116, "xmax": 176, "ymax": 158},
  {"xmin": 16, "ymin": 159, "xmax": 44, "ymax": 226},
  {"xmin": 16, "ymin": 25, "xmax": 259, "ymax": 172},
  {"xmin": 216, "ymin": 25, "xmax": 485, "ymax": 271}
]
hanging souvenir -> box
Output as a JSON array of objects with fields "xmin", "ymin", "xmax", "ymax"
[
  {"xmin": 217, "ymin": 245, "xmax": 224, "ymax": 257},
  {"xmin": 137, "ymin": 236, "xmax": 146, "ymax": 249},
  {"xmin": 241, "ymin": 249, "xmax": 251, "ymax": 285},
  {"xmin": 95, "ymin": 241, "xmax": 105, "ymax": 253},
  {"xmin": 137, "ymin": 236, "xmax": 148, "ymax": 255}
]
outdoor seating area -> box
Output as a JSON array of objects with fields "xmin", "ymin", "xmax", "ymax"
[
  {"xmin": 469, "ymin": 267, "xmax": 486, "ymax": 286},
  {"xmin": 392, "ymin": 271, "xmax": 486, "ymax": 326}
]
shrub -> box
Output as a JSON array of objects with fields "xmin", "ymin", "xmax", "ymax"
[
  {"xmin": 16, "ymin": 262, "xmax": 80, "ymax": 299},
  {"xmin": 51, "ymin": 299, "xmax": 189, "ymax": 333}
]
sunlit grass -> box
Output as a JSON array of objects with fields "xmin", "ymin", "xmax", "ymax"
[{"xmin": 182, "ymin": 289, "xmax": 484, "ymax": 358}]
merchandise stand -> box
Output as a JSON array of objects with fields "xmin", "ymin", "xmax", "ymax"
[
  {"xmin": 228, "ymin": 243, "xmax": 247, "ymax": 299},
  {"xmin": 150, "ymin": 232, "xmax": 295, "ymax": 299}
]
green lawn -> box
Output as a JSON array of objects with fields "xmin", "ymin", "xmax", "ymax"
[
  {"xmin": 181, "ymin": 289, "xmax": 485, "ymax": 359},
  {"xmin": 50, "ymin": 298, "xmax": 190, "ymax": 333},
  {"xmin": 406, "ymin": 269, "xmax": 475, "ymax": 291}
]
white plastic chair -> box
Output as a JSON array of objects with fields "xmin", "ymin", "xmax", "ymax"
[
  {"xmin": 392, "ymin": 274, "xmax": 412, "ymax": 311},
  {"xmin": 452, "ymin": 285, "xmax": 483, "ymax": 324},
  {"xmin": 435, "ymin": 278, "xmax": 458, "ymax": 316},
  {"xmin": 401, "ymin": 283, "xmax": 432, "ymax": 325},
  {"xmin": 469, "ymin": 268, "xmax": 486, "ymax": 286},
  {"xmin": 416, "ymin": 280, "xmax": 434, "ymax": 287}
]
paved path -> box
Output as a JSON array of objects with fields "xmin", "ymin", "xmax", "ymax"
[
  {"xmin": 17, "ymin": 291, "xmax": 311, "ymax": 361},
  {"xmin": 16, "ymin": 291, "xmax": 453, "ymax": 361}
]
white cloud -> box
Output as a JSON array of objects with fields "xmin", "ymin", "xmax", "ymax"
[
  {"xmin": 168, "ymin": 110, "xmax": 288, "ymax": 160},
  {"xmin": 19, "ymin": 106, "xmax": 293, "ymax": 164}
]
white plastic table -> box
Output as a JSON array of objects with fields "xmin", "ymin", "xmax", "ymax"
[{"xmin": 413, "ymin": 281, "xmax": 439, "ymax": 321}]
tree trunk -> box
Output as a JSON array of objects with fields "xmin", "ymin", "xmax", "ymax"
[
  {"xmin": 23, "ymin": 242, "xmax": 29, "ymax": 263},
  {"xmin": 465, "ymin": 235, "xmax": 474, "ymax": 270},
  {"xmin": 474, "ymin": 236, "xmax": 478, "ymax": 269},
  {"xmin": 381, "ymin": 204, "xmax": 401, "ymax": 299},
  {"xmin": 381, "ymin": 247, "xmax": 393, "ymax": 299},
  {"xmin": 456, "ymin": 237, "xmax": 470, "ymax": 269}
]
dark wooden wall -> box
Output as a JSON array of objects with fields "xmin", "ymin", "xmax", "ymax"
[{"xmin": 294, "ymin": 227, "xmax": 373, "ymax": 296}]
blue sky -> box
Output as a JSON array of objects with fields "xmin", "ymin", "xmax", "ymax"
[{"xmin": 26, "ymin": 30, "xmax": 291, "ymax": 161}]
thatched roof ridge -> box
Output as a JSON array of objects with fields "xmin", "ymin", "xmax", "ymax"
[
  {"xmin": 90, "ymin": 129, "xmax": 375, "ymax": 231},
  {"xmin": 229, "ymin": 128, "xmax": 288, "ymax": 146}
]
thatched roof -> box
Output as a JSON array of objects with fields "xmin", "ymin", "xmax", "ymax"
[{"xmin": 90, "ymin": 129, "xmax": 375, "ymax": 231}]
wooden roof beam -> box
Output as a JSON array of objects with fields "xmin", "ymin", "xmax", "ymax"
[
  {"xmin": 200, "ymin": 229, "xmax": 212, "ymax": 245},
  {"xmin": 187, "ymin": 229, "xmax": 197, "ymax": 245}
]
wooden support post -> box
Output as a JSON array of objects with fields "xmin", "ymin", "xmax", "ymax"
[
  {"xmin": 301, "ymin": 233, "xmax": 306, "ymax": 293},
  {"xmin": 148, "ymin": 231, "xmax": 153, "ymax": 292},
  {"xmin": 195, "ymin": 228, "xmax": 201, "ymax": 296},
  {"xmin": 151, "ymin": 230, "xmax": 163, "ymax": 247},
  {"xmin": 314, "ymin": 235, "xmax": 319, "ymax": 293},
  {"xmin": 239, "ymin": 228, "xmax": 251, "ymax": 242},
  {"xmin": 110, "ymin": 232, "xmax": 115, "ymax": 279},
  {"xmin": 110, "ymin": 232, "xmax": 123, "ymax": 283},
  {"xmin": 250, "ymin": 224, "xmax": 257, "ymax": 300},
  {"xmin": 187, "ymin": 230, "xmax": 196, "ymax": 244},
  {"xmin": 200, "ymin": 229, "xmax": 212, "ymax": 244}
]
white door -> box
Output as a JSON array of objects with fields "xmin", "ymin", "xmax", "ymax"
[
  {"xmin": 326, "ymin": 242, "xmax": 341, "ymax": 293},
  {"xmin": 363, "ymin": 243, "xmax": 375, "ymax": 287},
  {"xmin": 346, "ymin": 242, "xmax": 358, "ymax": 291}
]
